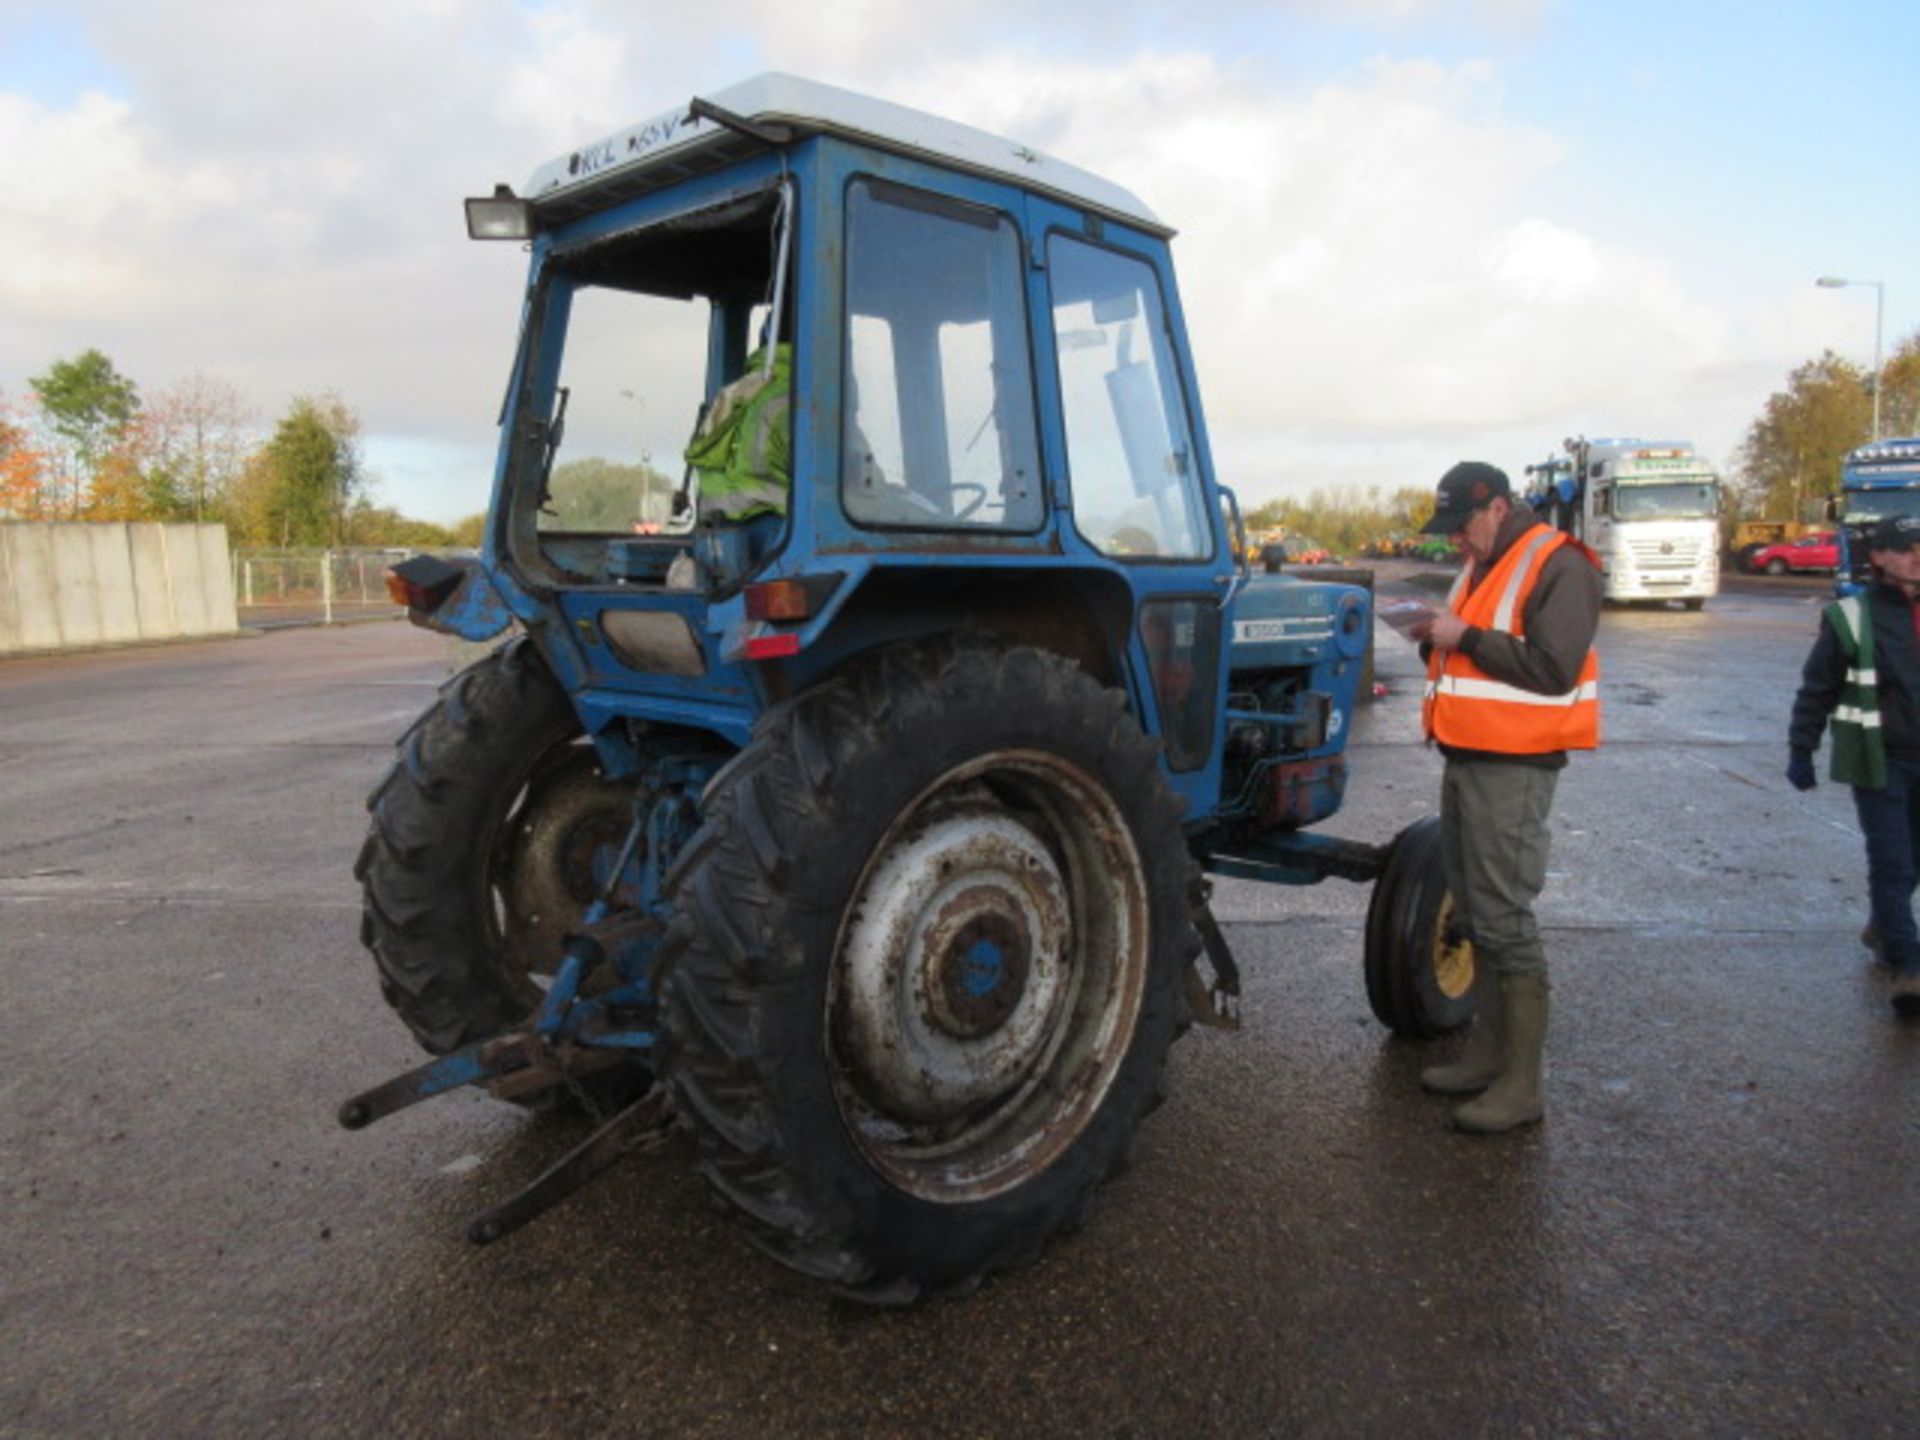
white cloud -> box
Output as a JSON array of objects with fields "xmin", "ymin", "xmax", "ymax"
[
  {"xmin": 0, "ymin": 1, "xmax": 1853, "ymax": 519},
  {"xmin": 1489, "ymin": 219, "xmax": 1602, "ymax": 300},
  {"xmin": 900, "ymin": 48, "xmax": 1814, "ymax": 494},
  {"xmin": 0, "ymin": 92, "xmax": 243, "ymax": 310}
]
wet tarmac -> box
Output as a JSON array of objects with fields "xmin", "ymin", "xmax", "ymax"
[{"xmin": 1, "ymin": 575, "xmax": 1914, "ymax": 1438}]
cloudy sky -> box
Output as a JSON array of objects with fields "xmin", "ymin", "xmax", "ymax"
[{"xmin": 3, "ymin": 0, "xmax": 1913, "ymax": 523}]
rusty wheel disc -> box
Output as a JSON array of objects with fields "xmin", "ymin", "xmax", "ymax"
[
  {"xmin": 491, "ymin": 746, "xmax": 635, "ymax": 992},
  {"xmin": 828, "ymin": 752, "xmax": 1149, "ymax": 1205}
]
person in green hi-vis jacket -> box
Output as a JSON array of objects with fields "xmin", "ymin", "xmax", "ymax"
[{"xmin": 1789, "ymin": 511, "xmax": 1920, "ymax": 1018}]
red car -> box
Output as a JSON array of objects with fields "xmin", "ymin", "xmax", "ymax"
[{"xmin": 1748, "ymin": 532, "xmax": 1838, "ymax": 575}]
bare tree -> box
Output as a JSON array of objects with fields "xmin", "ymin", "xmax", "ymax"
[{"xmin": 145, "ymin": 375, "xmax": 257, "ymax": 523}]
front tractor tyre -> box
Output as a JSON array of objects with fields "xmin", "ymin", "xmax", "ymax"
[
  {"xmin": 1363, "ymin": 815, "xmax": 1478, "ymax": 1037},
  {"xmin": 658, "ymin": 643, "xmax": 1196, "ymax": 1301},
  {"xmin": 355, "ymin": 637, "xmax": 649, "ymax": 1108}
]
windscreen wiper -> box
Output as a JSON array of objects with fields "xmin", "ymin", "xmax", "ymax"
[{"xmin": 534, "ymin": 385, "xmax": 570, "ymax": 511}]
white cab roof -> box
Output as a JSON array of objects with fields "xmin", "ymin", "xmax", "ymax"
[{"xmin": 523, "ymin": 72, "xmax": 1167, "ymax": 234}]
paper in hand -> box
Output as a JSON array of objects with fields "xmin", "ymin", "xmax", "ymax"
[{"xmin": 1376, "ymin": 599, "xmax": 1438, "ymax": 638}]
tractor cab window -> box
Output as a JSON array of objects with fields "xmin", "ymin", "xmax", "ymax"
[
  {"xmin": 510, "ymin": 189, "xmax": 786, "ymax": 580},
  {"xmin": 842, "ymin": 178, "xmax": 1044, "ymax": 532},
  {"xmin": 1048, "ymin": 237, "xmax": 1209, "ymax": 561},
  {"xmin": 532, "ymin": 281, "xmax": 704, "ymax": 538}
]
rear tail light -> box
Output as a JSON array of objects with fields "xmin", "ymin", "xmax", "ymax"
[
  {"xmin": 743, "ymin": 633, "xmax": 802, "ymax": 661},
  {"xmin": 744, "ymin": 579, "xmax": 812, "ymax": 622},
  {"xmin": 386, "ymin": 554, "xmax": 465, "ymax": 612}
]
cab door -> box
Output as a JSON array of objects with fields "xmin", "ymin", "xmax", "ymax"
[{"xmin": 1023, "ymin": 198, "xmax": 1236, "ymax": 817}]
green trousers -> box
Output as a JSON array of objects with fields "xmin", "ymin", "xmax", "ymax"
[{"xmin": 1440, "ymin": 756, "xmax": 1559, "ymax": 977}]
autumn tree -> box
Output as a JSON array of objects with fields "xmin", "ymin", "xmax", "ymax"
[
  {"xmin": 0, "ymin": 398, "xmax": 53, "ymax": 519},
  {"xmin": 1385, "ymin": 485, "xmax": 1439, "ymax": 536},
  {"xmin": 143, "ymin": 375, "xmax": 256, "ymax": 523},
  {"xmin": 230, "ymin": 395, "xmax": 368, "ymax": 547},
  {"xmin": 81, "ymin": 428, "xmax": 162, "ymax": 522},
  {"xmin": 1876, "ymin": 332, "xmax": 1920, "ymax": 442},
  {"xmin": 1733, "ymin": 350, "xmax": 1873, "ymax": 522},
  {"xmin": 1244, "ymin": 484, "xmax": 1436, "ymax": 557},
  {"xmin": 30, "ymin": 349, "xmax": 141, "ymax": 516},
  {"xmin": 81, "ymin": 411, "xmax": 200, "ymax": 521},
  {"xmin": 343, "ymin": 504, "xmax": 455, "ymax": 548}
]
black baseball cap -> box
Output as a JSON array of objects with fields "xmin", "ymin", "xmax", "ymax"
[
  {"xmin": 1421, "ymin": 462, "xmax": 1512, "ymax": 534},
  {"xmin": 1870, "ymin": 515, "xmax": 1920, "ymax": 553}
]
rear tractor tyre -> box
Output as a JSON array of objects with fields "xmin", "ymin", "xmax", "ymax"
[
  {"xmin": 658, "ymin": 642, "xmax": 1196, "ymax": 1300},
  {"xmin": 355, "ymin": 636, "xmax": 649, "ymax": 1109},
  {"xmin": 1363, "ymin": 815, "xmax": 1478, "ymax": 1037}
]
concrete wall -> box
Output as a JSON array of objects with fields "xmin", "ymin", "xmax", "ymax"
[{"xmin": 0, "ymin": 522, "xmax": 240, "ymax": 657}]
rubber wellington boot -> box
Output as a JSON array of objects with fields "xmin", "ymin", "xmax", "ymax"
[
  {"xmin": 1452, "ymin": 973, "xmax": 1546, "ymax": 1134},
  {"xmin": 1892, "ymin": 970, "xmax": 1920, "ymax": 1018},
  {"xmin": 1420, "ymin": 991, "xmax": 1506, "ymax": 1094}
]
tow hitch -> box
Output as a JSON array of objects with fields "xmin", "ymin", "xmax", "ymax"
[
  {"xmin": 465, "ymin": 1087, "xmax": 674, "ymax": 1245},
  {"xmin": 339, "ymin": 793, "xmax": 686, "ymax": 1241}
]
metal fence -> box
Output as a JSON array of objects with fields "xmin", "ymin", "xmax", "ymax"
[{"xmin": 231, "ymin": 548, "xmax": 414, "ymax": 627}]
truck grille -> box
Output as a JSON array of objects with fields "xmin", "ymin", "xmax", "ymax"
[{"xmin": 1626, "ymin": 536, "xmax": 1704, "ymax": 571}]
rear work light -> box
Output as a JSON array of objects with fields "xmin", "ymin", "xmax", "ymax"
[{"xmin": 465, "ymin": 185, "xmax": 533, "ymax": 241}]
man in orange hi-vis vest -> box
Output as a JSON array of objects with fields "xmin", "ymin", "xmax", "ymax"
[{"xmin": 1407, "ymin": 462, "xmax": 1602, "ymax": 1134}]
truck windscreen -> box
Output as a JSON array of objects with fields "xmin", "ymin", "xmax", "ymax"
[
  {"xmin": 1840, "ymin": 488, "xmax": 1920, "ymax": 523},
  {"xmin": 1612, "ymin": 482, "xmax": 1717, "ymax": 521}
]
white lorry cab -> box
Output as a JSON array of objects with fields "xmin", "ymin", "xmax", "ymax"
[{"xmin": 1524, "ymin": 437, "xmax": 1721, "ymax": 609}]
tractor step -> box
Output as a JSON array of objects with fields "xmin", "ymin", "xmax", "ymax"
[{"xmin": 467, "ymin": 1087, "xmax": 676, "ymax": 1244}]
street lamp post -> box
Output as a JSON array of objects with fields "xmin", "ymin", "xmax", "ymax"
[
  {"xmin": 1816, "ymin": 275, "xmax": 1886, "ymax": 441},
  {"xmin": 619, "ymin": 388, "xmax": 661, "ymax": 525}
]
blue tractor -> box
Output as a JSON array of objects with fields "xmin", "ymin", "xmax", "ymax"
[{"xmin": 342, "ymin": 75, "xmax": 1472, "ymax": 1301}]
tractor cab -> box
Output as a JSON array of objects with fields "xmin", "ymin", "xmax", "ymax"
[{"xmin": 433, "ymin": 75, "xmax": 1244, "ymax": 802}]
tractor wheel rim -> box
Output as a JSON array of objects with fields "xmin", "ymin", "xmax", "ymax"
[
  {"xmin": 490, "ymin": 746, "xmax": 634, "ymax": 992},
  {"xmin": 838, "ymin": 811, "xmax": 1070, "ymax": 1122},
  {"xmin": 829, "ymin": 750, "xmax": 1148, "ymax": 1204}
]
